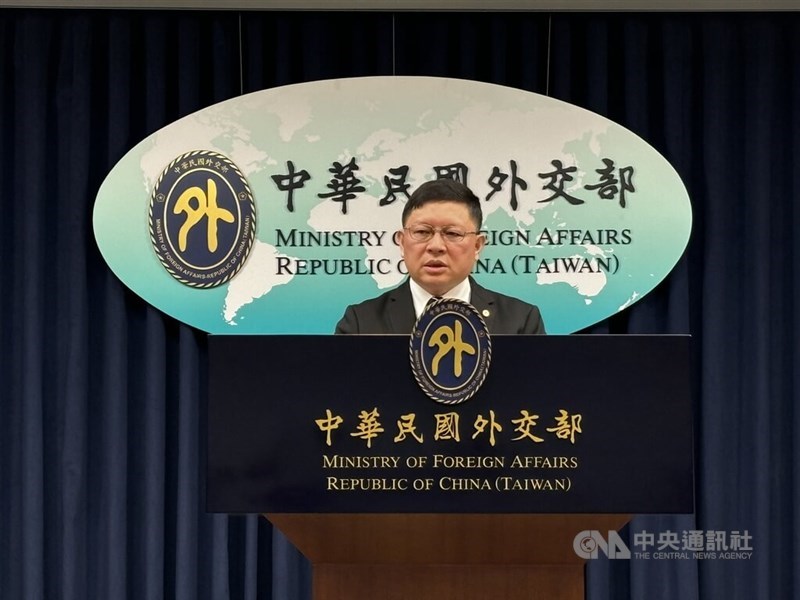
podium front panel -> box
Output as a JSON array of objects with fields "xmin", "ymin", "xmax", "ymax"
[{"xmin": 208, "ymin": 335, "xmax": 693, "ymax": 514}]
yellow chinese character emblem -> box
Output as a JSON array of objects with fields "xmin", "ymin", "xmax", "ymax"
[
  {"xmin": 174, "ymin": 178, "xmax": 235, "ymax": 253},
  {"xmin": 547, "ymin": 409, "xmax": 583, "ymax": 444},
  {"xmin": 429, "ymin": 321, "xmax": 476, "ymax": 378},
  {"xmin": 315, "ymin": 409, "xmax": 344, "ymax": 447},
  {"xmin": 472, "ymin": 410, "xmax": 503, "ymax": 447},
  {"xmin": 511, "ymin": 410, "xmax": 544, "ymax": 443},
  {"xmin": 350, "ymin": 408, "xmax": 384, "ymax": 448},
  {"xmin": 433, "ymin": 412, "xmax": 461, "ymax": 442},
  {"xmin": 394, "ymin": 413, "xmax": 424, "ymax": 443}
]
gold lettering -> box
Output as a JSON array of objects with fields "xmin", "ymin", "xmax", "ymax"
[
  {"xmin": 546, "ymin": 410, "xmax": 583, "ymax": 444},
  {"xmin": 394, "ymin": 413, "xmax": 424, "ymax": 443},
  {"xmin": 350, "ymin": 408, "xmax": 384, "ymax": 448},
  {"xmin": 174, "ymin": 178, "xmax": 235, "ymax": 252},
  {"xmin": 433, "ymin": 412, "xmax": 461, "ymax": 442},
  {"xmin": 428, "ymin": 321, "xmax": 475, "ymax": 377},
  {"xmin": 315, "ymin": 409, "xmax": 344, "ymax": 447},
  {"xmin": 472, "ymin": 410, "xmax": 502, "ymax": 447},
  {"xmin": 510, "ymin": 410, "xmax": 544, "ymax": 443}
]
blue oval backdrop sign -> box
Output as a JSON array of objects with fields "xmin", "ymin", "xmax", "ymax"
[{"xmin": 93, "ymin": 76, "xmax": 692, "ymax": 334}]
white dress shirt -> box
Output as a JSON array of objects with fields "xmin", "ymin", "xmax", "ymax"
[{"xmin": 408, "ymin": 278, "xmax": 472, "ymax": 319}]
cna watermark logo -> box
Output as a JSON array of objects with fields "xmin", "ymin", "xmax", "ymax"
[
  {"xmin": 573, "ymin": 529, "xmax": 754, "ymax": 561},
  {"xmin": 574, "ymin": 530, "xmax": 631, "ymax": 559}
]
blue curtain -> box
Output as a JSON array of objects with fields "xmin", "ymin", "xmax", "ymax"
[{"xmin": 2, "ymin": 8, "xmax": 798, "ymax": 600}]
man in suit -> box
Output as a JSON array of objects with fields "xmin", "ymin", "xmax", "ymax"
[{"xmin": 335, "ymin": 179, "xmax": 546, "ymax": 335}]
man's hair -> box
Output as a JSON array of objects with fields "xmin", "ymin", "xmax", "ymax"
[{"xmin": 401, "ymin": 179, "xmax": 483, "ymax": 229}]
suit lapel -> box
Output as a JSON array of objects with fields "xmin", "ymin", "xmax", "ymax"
[
  {"xmin": 469, "ymin": 278, "xmax": 497, "ymax": 328},
  {"xmin": 386, "ymin": 278, "xmax": 497, "ymax": 333},
  {"xmin": 386, "ymin": 280, "xmax": 417, "ymax": 334}
]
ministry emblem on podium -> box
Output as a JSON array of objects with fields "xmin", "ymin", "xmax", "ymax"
[{"xmin": 410, "ymin": 298, "xmax": 492, "ymax": 405}]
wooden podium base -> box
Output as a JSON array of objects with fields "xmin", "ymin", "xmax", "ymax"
[
  {"xmin": 315, "ymin": 564, "xmax": 584, "ymax": 600},
  {"xmin": 268, "ymin": 513, "xmax": 629, "ymax": 600}
]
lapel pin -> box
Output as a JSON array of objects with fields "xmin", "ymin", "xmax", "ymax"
[{"xmin": 482, "ymin": 309, "xmax": 491, "ymax": 318}]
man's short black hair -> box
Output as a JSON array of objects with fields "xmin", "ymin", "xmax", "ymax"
[{"xmin": 401, "ymin": 179, "xmax": 483, "ymax": 229}]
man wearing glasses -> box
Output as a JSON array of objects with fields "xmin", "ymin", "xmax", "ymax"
[{"xmin": 335, "ymin": 179, "xmax": 546, "ymax": 335}]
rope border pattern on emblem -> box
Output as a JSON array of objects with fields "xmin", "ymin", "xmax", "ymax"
[
  {"xmin": 409, "ymin": 297, "xmax": 493, "ymax": 405},
  {"xmin": 148, "ymin": 149, "xmax": 256, "ymax": 289}
]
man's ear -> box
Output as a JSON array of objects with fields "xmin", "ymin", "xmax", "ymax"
[
  {"xmin": 394, "ymin": 230, "xmax": 405, "ymax": 257},
  {"xmin": 475, "ymin": 233, "xmax": 486, "ymax": 255},
  {"xmin": 392, "ymin": 229, "xmax": 406, "ymax": 258}
]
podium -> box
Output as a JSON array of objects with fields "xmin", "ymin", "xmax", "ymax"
[{"xmin": 208, "ymin": 335, "xmax": 693, "ymax": 600}]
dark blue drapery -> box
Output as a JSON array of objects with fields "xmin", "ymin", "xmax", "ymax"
[{"xmin": 2, "ymin": 9, "xmax": 798, "ymax": 599}]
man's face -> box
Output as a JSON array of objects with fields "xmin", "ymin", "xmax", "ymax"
[{"xmin": 397, "ymin": 200, "xmax": 485, "ymax": 297}]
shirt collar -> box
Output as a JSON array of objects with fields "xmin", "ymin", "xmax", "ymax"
[{"xmin": 409, "ymin": 278, "xmax": 472, "ymax": 319}]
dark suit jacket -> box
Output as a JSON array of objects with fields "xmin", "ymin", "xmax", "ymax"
[{"xmin": 335, "ymin": 278, "xmax": 546, "ymax": 335}]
